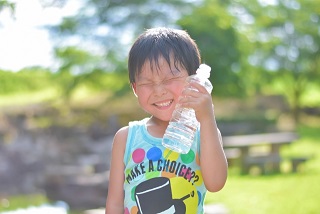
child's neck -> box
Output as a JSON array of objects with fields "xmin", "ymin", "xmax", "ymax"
[{"xmin": 146, "ymin": 116, "xmax": 169, "ymax": 138}]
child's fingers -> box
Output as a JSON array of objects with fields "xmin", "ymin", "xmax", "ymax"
[{"xmin": 185, "ymin": 81, "xmax": 208, "ymax": 94}]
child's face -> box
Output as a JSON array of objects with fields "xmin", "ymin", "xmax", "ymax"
[{"xmin": 132, "ymin": 56, "xmax": 188, "ymax": 122}]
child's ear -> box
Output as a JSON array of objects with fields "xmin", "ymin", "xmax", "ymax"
[{"xmin": 131, "ymin": 83, "xmax": 138, "ymax": 97}]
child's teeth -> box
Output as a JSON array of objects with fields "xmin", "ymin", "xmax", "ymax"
[{"xmin": 157, "ymin": 101, "xmax": 171, "ymax": 107}]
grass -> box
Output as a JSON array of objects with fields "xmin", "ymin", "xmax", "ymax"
[
  {"xmin": 205, "ymin": 122, "xmax": 320, "ymax": 214},
  {"xmin": 205, "ymin": 172, "xmax": 320, "ymax": 213},
  {"xmin": 0, "ymin": 88, "xmax": 58, "ymax": 107},
  {"xmin": 0, "ymin": 194, "xmax": 49, "ymax": 212}
]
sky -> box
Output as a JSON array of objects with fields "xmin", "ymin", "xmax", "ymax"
[{"xmin": 0, "ymin": 0, "xmax": 80, "ymax": 71}]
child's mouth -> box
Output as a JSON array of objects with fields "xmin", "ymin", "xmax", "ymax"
[{"xmin": 153, "ymin": 100, "xmax": 173, "ymax": 108}]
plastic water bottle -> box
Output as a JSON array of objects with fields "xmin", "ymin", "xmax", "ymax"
[{"xmin": 162, "ymin": 64, "xmax": 213, "ymax": 154}]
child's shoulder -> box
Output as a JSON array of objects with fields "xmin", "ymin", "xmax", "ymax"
[
  {"xmin": 113, "ymin": 118, "xmax": 148, "ymax": 146},
  {"xmin": 111, "ymin": 126, "xmax": 129, "ymax": 156},
  {"xmin": 114, "ymin": 125, "xmax": 129, "ymax": 141}
]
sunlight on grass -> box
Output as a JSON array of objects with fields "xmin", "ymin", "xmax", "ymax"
[
  {"xmin": 0, "ymin": 194, "xmax": 48, "ymax": 212},
  {"xmin": 301, "ymin": 84, "xmax": 320, "ymax": 106},
  {"xmin": 205, "ymin": 123, "xmax": 320, "ymax": 214},
  {"xmin": 70, "ymin": 85, "xmax": 109, "ymax": 105},
  {"xmin": 206, "ymin": 172, "xmax": 319, "ymax": 214},
  {"xmin": 0, "ymin": 88, "xmax": 58, "ymax": 107}
]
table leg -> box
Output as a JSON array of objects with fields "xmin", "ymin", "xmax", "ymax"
[
  {"xmin": 240, "ymin": 147, "xmax": 249, "ymax": 174},
  {"xmin": 271, "ymin": 144, "xmax": 281, "ymax": 173}
]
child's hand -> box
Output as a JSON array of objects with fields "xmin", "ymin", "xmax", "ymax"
[{"xmin": 178, "ymin": 81, "xmax": 214, "ymax": 123}]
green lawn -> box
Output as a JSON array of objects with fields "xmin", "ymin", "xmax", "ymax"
[
  {"xmin": 205, "ymin": 172, "xmax": 319, "ymax": 214},
  {"xmin": 205, "ymin": 123, "xmax": 320, "ymax": 214},
  {"xmin": 0, "ymin": 194, "xmax": 49, "ymax": 212}
]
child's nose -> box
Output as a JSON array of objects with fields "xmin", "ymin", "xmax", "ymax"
[{"xmin": 153, "ymin": 83, "xmax": 167, "ymax": 96}]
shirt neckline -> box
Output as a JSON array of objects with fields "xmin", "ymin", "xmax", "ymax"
[{"xmin": 141, "ymin": 118, "xmax": 163, "ymax": 146}]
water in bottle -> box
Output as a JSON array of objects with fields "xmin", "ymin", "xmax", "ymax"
[{"xmin": 162, "ymin": 64, "xmax": 213, "ymax": 154}]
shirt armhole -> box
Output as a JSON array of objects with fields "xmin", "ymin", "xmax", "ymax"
[
  {"xmin": 196, "ymin": 128, "xmax": 201, "ymax": 156},
  {"xmin": 123, "ymin": 122, "xmax": 135, "ymax": 165}
]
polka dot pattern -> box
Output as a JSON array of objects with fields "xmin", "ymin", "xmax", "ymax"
[
  {"xmin": 146, "ymin": 147, "xmax": 162, "ymax": 161},
  {"xmin": 132, "ymin": 148, "xmax": 145, "ymax": 163}
]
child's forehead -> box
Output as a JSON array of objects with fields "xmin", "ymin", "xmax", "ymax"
[{"xmin": 139, "ymin": 56, "xmax": 182, "ymax": 77}]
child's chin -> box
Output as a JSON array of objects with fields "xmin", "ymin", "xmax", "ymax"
[{"xmin": 159, "ymin": 116, "xmax": 172, "ymax": 123}]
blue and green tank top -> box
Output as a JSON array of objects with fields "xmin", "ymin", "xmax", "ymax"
[{"xmin": 123, "ymin": 118, "xmax": 207, "ymax": 214}]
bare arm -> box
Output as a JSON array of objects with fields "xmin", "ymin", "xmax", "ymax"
[
  {"xmin": 105, "ymin": 126, "xmax": 128, "ymax": 213},
  {"xmin": 179, "ymin": 81, "xmax": 228, "ymax": 192},
  {"xmin": 199, "ymin": 114, "xmax": 227, "ymax": 192}
]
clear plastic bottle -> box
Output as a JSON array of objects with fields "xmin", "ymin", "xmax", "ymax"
[{"xmin": 162, "ymin": 64, "xmax": 213, "ymax": 154}]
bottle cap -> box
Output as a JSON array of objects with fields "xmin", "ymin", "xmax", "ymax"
[{"xmin": 196, "ymin": 64, "xmax": 211, "ymax": 79}]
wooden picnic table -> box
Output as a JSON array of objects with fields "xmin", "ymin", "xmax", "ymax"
[{"xmin": 222, "ymin": 132, "xmax": 299, "ymax": 174}]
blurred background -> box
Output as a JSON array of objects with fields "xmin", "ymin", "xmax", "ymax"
[{"xmin": 0, "ymin": 0, "xmax": 319, "ymax": 213}]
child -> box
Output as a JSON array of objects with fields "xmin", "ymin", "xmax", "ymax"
[{"xmin": 105, "ymin": 27, "xmax": 228, "ymax": 214}]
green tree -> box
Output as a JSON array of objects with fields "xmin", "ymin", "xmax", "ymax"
[
  {"xmin": 53, "ymin": 46, "xmax": 129, "ymax": 103},
  {"xmin": 0, "ymin": 0, "xmax": 14, "ymax": 12},
  {"xmin": 45, "ymin": 0, "xmax": 199, "ymax": 99},
  {"xmin": 177, "ymin": 0, "xmax": 320, "ymax": 124},
  {"xmin": 0, "ymin": 0, "xmax": 15, "ymax": 24},
  {"xmin": 177, "ymin": 0, "xmax": 243, "ymax": 97},
  {"xmin": 48, "ymin": 0, "xmax": 196, "ymax": 68},
  {"xmin": 234, "ymin": 0, "xmax": 320, "ymax": 123}
]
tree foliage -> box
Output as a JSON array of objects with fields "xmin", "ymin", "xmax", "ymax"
[
  {"xmin": 178, "ymin": 0, "xmax": 242, "ymax": 97},
  {"xmin": 2, "ymin": 0, "xmax": 319, "ymax": 123},
  {"xmin": 0, "ymin": 0, "xmax": 15, "ymax": 26},
  {"xmin": 45, "ymin": 0, "xmax": 198, "ymax": 101},
  {"xmin": 52, "ymin": 46, "xmax": 130, "ymax": 101},
  {"xmin": 48, "ymin": 0, "xmax": 196, "ymax": 68},
  {"xmin": 231, "ymin": 0, "xmax": 320, "ymax": 122},
  {"xmin": 0, "ymin": 0, "xmax": 14, "ymax": 13}
]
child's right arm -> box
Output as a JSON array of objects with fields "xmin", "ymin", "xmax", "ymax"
[{"xmin": 105, "ymin": 126, "xmax": 128, "ymax": 214}]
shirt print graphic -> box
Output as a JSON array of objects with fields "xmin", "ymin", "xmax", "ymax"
[{"xmin": 124, "ymin": 146, "xmax": 204, "ymax": 214}]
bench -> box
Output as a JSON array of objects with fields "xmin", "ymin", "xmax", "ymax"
[
  {"xmin": 244, "ymin": 154, "xmax": 282, "ymax": 174},
  {"xmin": 223, "ymin": 132, "xmax": 299, "ymax": 174},
  {"xmin": 224, "ymin": 148, "xmax": 240, "ymax": 166},
  {"xmin": 290, "ymin": 156, "xmax": 311, "ymax": 173}
]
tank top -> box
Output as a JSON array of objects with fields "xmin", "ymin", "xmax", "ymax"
[{"xmin": 123, "ymin": 118, "xmax": 207, "ymax": 214}]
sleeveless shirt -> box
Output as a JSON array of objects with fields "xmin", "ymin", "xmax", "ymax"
[{"xmin": 123, "ymin": 118, "xmax": 207, "ymax": 214}]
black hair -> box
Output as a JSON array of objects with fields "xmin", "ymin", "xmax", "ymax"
[{"xmin": 128, "ymin": 27, "xmax": 201, "ymax": 83}]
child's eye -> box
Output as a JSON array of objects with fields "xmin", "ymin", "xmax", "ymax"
[
  {"xmin": 137, "ymin": 82, "xmax": 152, "ymax": 87},
  {"xmin": 164, "ymin": 76, "xmax": 186, "ymax": 84},
  {"xmin": 164, "ymin": 77, "xmax": 178, "ymax": 84}
]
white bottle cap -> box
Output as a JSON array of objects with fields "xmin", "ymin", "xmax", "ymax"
[{"xmin": 196, "ymin": 64, "xmax": 211, "ymax": 79}]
